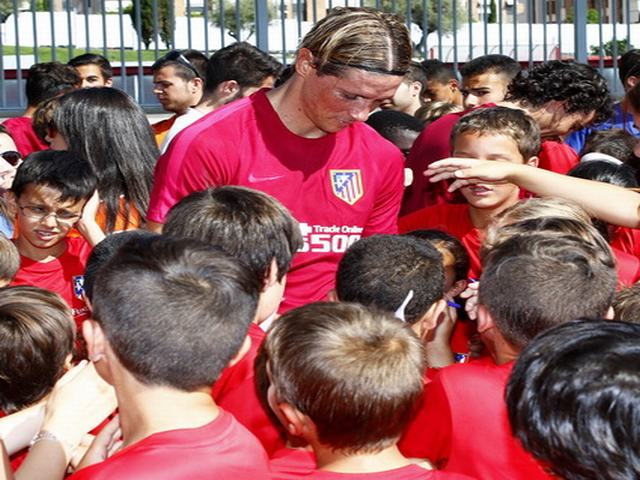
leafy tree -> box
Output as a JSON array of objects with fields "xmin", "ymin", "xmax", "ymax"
[
  {"xmin": 208, "ymin": 0, "xmax": 275, "ymax": 41},
  {"xmin": 487, "ymin": 0, "xmax": 497, "ymax": 23},
  {"xmin": 0, "ymin": 0, "xmax": 13, "ymax": 22},
  {"xmin": 125, "ymin": 0, "xmax": 172, "ymax": 50},
  {"xmin": 590, "ymin": 38, "xmax": 634, "ymax": 57}
]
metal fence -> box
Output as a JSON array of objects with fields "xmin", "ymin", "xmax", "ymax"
[{"xmin": 0, "ymin": 0, "xmax": 636, "ymax": 113}]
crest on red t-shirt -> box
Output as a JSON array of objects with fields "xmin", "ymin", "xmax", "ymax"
[
  {"xmin": 72, "ymin": 275, "xmax": 85, "ymax": 300},
  {"xmin": 330, "ymin": 169, "xmax": 363, "ymax": 205}
]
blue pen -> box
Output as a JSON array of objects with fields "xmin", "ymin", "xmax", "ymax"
[{"xmin": 447, "ymin": 300, "xmax": 462, "ymax": 309}]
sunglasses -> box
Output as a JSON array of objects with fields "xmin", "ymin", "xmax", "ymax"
[
  {"xmin": 0, "ymin": 151, "xmax": 21, "ymax": 166},
  {"xmin": 153, "ymin": 50, "xmax": 201, "ymax": 79}
]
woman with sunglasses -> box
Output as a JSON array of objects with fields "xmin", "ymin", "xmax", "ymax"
[
  {"xmin": 51, "ymin": 87, "xmax": 158, "ymax": 233},
  {"xmin": 0, "ymin": 125, "xmax": 22, "ymax": 237}
]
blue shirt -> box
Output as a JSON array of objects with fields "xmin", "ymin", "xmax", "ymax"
[{"xmin": 564, "ymin": 102, "xmax": 640, "ymax": 154}]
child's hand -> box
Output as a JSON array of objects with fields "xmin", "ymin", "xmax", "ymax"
[
  {"xmin": 73, "ymin": 416, "xmax": 122, "ymax": 472},
  {"xmin": 81, "ymin": 190, "xmax": 100, "ymax": 223},
  {"xmin": 41, "ymin": 361, "xmax": 117, "ymax": 463},
  {"xmin": 424, "ymin": 305, "xmax": 456, "ymax": 368},
  {"xmin": 425, "ymin": 158, "xmax": 520, "ymax": 192},
  {"xmin": 460, "ymin": 281, "xmax": 480, "ymax": 321},
  {"xmin": 76, "ymin": 190, "xmax": 105, "ymax": 246}
]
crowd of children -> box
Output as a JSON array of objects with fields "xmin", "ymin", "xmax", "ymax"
[{"xmin": 0, "ymin": 5, "xmax": 640, "ymax": 479}]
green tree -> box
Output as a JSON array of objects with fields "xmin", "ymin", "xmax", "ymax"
[
  {"xmin": 590, "ymin": 38, "xmax": 634, "ymax": 57},
  {"xmin": 125, "ymin": 0, "xmax": 172, "ymax": 50},
  {"xmin": 487, "ymin": 0, "xmax": 497, "ymax": 23},
  {"xmin": 0, "ymin": 0, "xmax": 13, "ymax": 22},
  {"xmin": 209, "ymin": 0, "xmax": 275, "ymax": 41}
]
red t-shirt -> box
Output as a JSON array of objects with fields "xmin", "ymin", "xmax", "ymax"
[
  {"xmin": 2, "ymin": 116, "xmax": 48, "ymax": 158},
  {"xmin": 270, "ymin": 447, "xmax": 316, "ymax": 478},
  {"xmin": 611, "ymin": 226, "xmax": 640, "ymax": 259},
  {"xmin": 274, "ymin": 464, "xmax": 474, "ymax": 479},
  {"xmin": 401, "ymin": 106, "xmax": 579, "ymax": 215},
  {"xmin": 612, "ymin": 246, "xmax": 640, "ymax": 288},
  {"xmin": 68, "ymin": 410, "xmax": 271, "ymax": 479},
  {"xmin": 148, "ymin": 90, "xmax": 404, "ymax": 311},
  {"xmin": 212, "ymin": 323, "xmax": 285, "ymax": 456},
  {"xmin": 399, "ymin": 358, "xmax": 551, "ymax": 480},
  {"xmin": 11, "ymin": 237, "xmax": 91, "ymax": 329}
]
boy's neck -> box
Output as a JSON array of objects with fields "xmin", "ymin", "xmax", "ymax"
[
  {"xmin": 468, "ymin": 194, "xmax": 521, "ymax": 230},
  {"xmin": 314, "ymin": 443, "xmax": 413, "ymax": 474},
  {"xmin": 115, "ymin": 381, "xmax": 220, "ymax": 448},
  {"xmin": 16, "ymin": 237, "xmax": 67, "ymax": 262}
]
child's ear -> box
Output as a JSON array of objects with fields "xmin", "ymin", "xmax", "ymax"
[
  {"xmin": 446, "ymin": 279, "xmax": 468, "ymax": 299},
  {"xmin": 416, "ymin": 298, "xmax": 448, "ymax": 339},
  {"xmin": 448, "ymin": 78, "xmax": 459, "ymax": 92},
  {"xmin": 262, "ymin": 258, "xmax": 279, "ymax": 292},
  {"xmin": 476, "ymin": 304, "xmax": 496, "ymax": 334},
  {"xmin": 227, "ymin": 335, "xmax": 251, "ymax": 368},
  {"xmin": 604, "ymin": 306, "xmax": 615, "ymax": 320},
  {"xmin": 526, "ymin": 155, "xmax": 539, "ymax": 168},
  {"xmin": 82, "ymin": 319, "xmax": 107, "ymax": 363},
  {"xmin": 278, "ymin": 402, "xmax": 312, "ymax": 439}
]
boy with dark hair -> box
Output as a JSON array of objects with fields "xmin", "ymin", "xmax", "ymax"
[
  {"xmin": 265, "ymin": 301, "xmax": 472, "ymax": 479},
  {"xmin": 9, "ymin": 150, "xmax": 103, "ymax": 329},
  {"xmin": 458, "ymin": 54, "xmax": 520, "ymax": 109},
  {"xmin": 68, "ymin": 53, "xmax": 113, "ymax": 88},
  {"xmin": 381, "ymin": 62, "xmax": 427, "ymax": 116},
  {"xmin": 151, "ymin": 49, "xmax": 208, "ymax": 145},
  {"xmin": 400, "ymin": 106, "xmax": 540, "ymax": 278},
  {"xmin": 506, "ymin": 320, "xmax": 640, "ymax": 480},
  {"xmin": 160, "ymin": 42, "xmax": 283, "ymax": 152},
  {"xmin": 71, "ymin": 235, "xmax": 270, "ymax": 479},
  {"xmin": 403, "ymin": 60, "xmax": 611, "ymax": 214},
  {"xmin": 421, "ymin": 59, "xmax": 463, "ymax": 106},
  {"xmin": 2, "ymin": 62, "xmax": 79, "ymax": 157},
  {"xmin": 163, "ymin": 186, "xmax": 302, "ymax": 455},
  {"xmin": 400, "ymin": 233, "xmax": 617, "ymax": 479},
  {"xmin": 366, "ymin": 110, "xmax": 424, "ymax": 157}
]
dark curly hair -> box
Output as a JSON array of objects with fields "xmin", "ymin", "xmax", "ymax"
[{"xmin": 505, "ymin": 60, "xmax": 612, "ymax": 123}]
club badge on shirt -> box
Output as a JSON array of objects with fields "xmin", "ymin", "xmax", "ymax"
[
  {"xmin": 330, "ymin": 169, "xmax": 363, "ymax": 205},
  {"xmin": 72, "ymin": 275, "xmax": 85, "ymax": 300}
]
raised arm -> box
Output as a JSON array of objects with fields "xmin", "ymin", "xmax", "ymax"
[{"xmin": 426, "ymin": 159, "xmax": 640, "ymax": 228}]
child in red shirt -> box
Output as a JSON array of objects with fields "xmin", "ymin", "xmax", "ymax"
[
  {"xmin": 9, "ymin": 151, "xmax": 104, "ymax": 331},
  {"xmin": 163, "ymin": 186, "xmax": 303, "ymax": 456},
  {"xmin": 70, "ymin": 236, "xmax": 270, "ymax": 479},
  {"xmin": 399, "ymin": 232, "xmax": 617, "ymax": 479},
  {"xmin": 264, "ymin": 302, "xmax": 473, "ymax": 480}
]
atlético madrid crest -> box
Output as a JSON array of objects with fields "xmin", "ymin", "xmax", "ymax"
[{"xmin": 330, "ymin": 169, "xmax": 363, "ymax": 205}]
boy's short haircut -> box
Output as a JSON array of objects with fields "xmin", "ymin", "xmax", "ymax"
[
  {"xmin": 26, "ymin": 62, "xmax": 80, "ymax": 107},
  {"xmin": 31, "ymin": 96, "xmax": 61, "ymax": 143},
  {"xmin": 68, "ymin": 53, "xmax": 113, "ymax": 81},
  {"xmin": 569, "ymin": 160, "xmax": 638, "ymax": 189},
  {"xmin": 613, "ymin": 283, "xmax": 640, "ymax": 324},
  {"xmin": 84, "ymin": 231, "xmax": 159, "ymax": 302},
  {"xmin": 366, "ymin": 110, "xmax": 424, "ymax": 142},
  {"xmin": 580, "ymin": 128, "xmax": 637, "ymax": 163},
  {"xmin": 336, "ymin": 234, "xmax": 444, "ymax": 324},
  {"xmin": 459, "ymin": 54, "xmax": 521, "ymax": 81},
  {"xmin": 420, "ymin": 59, "xmax": 457, "ymax": 84},
  {"xmin": 405, "ymin": 61, "xmax": 428, "ymax": 86},
  {"xmin": 11, "ymin": 150, "xmax": 97, "ymax": 203},
  {"xmin": 265, "ymin": 302, "xmax": 425, "ymax": 453},
  {"xmin": 0, "ymin": 234, "xmax": 19, "ymax": 283},
  {"xmin": 618, "ymin": 48, "xmax": 640, "ymax": 85},
  {"xmin": 479, "ymin": 233, "xmax": 616, "ymax": 350},
  {"xmin": 451, "ymin": 106, "xmax": 541, "ymax": 159},
  {"xmin": 206, "ymin": 42, "xmax": 283, "ymax": 92},
  {"xmin": 152, "ymin": 49, "xmax": 208, "ymax": 81},
  {"xmin": 404, "ymin": 229, "xmax": 469, "ymax": 282},
  {"xmin": 0, "ymin": 286, "xmax": 75, "ymax": 412},
  {"xmin": 163, "ymin": 186, "xmax": 302, "ymax": 282},
  {"xmin": 91, "ymin": 235, "xmax": 261, "ymax": 390},
  {"xmin": 506, "ymin": 319, "xmax": 640, "ymax": 480},
  {"xmin": 414, "ymin": 100, "xmax": 462, "ymax": 124},
  {"xmin": 505, "ymin": 60, "xmax": 612, "ymax": 123}
]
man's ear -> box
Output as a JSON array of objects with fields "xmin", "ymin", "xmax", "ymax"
[
  {"xmin": 104, "ymin": 78, "xmax": 113, "ymax": 88},
  {"xmin": 190, "ymin": 76, "xmax": 204, "ymax": 94},
  {"xmin": 409, "ymin": 80, "xmax": 422, "ymax": 97},
  {"xmin": 217, "ymin": 79, "xmax": 240, "ymax": 99},
  {"xmin": 295, "ymin": 48, "xmax": 315, "ymax": 78},
  {"xmin": 476, "ymin": 304, "xmax": 496, "ymax": 334},
  {"xmin": 626, "ymin": 75, "xmax": 639, "ymax": 90},
  {"xmin": 448, "ymin": 78, "xmax": 460, "ymax": 92}
]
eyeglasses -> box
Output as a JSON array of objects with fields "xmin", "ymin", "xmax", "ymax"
[
  {"xmin": 0, "ymin": 151, "xmax": 21, "ymax": 166},
  {"xmin": 153, "ymin": 50, "xmax": 201, "ymax": 79},
  {"xmin": 18, "ymin": 205, "xmax": 82, "ymax": 225}
]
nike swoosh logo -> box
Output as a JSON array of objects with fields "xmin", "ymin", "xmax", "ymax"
[{"xmin": 248, "ymin": 173, "xmax": 284, "ymax": 182}]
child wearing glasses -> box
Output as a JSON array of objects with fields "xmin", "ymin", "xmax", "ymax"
[{"xmin": 9, "ymin": 150, "xmax": 104, "ymax": 332}]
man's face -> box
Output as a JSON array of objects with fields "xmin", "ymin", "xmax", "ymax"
[
  {"xmin": 424, "ymin": 80, "xmax": 458, "ymax": 104},
  {"xmin": 380, "ymin": 79, "xmax": 420, "ymax": 114},
  {"xmin": 299, "ymin": 66, "xmax": 402, "ymax": 135},
  {"xmin": 14, "ymin": 184, "xmax": 86, "ymax": 259},
  {"xmin": 153, "ymin": 65, "xmax": 200, "ymax": 114},
  {"xmin": 75, "ymin": 64, "xmax": 112, "ymax": 88},
  {"xmin": 462, "ymin": 71, "xmax": 511, "ymax": 108}
]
